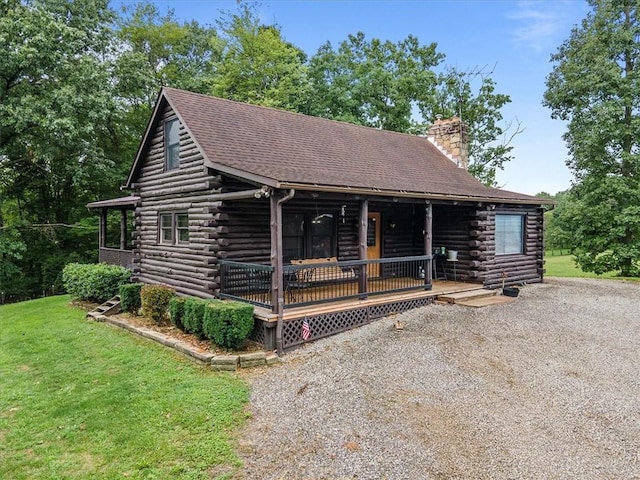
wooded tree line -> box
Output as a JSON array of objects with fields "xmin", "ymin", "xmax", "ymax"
[
  {"xmin": 0, "ymin": 0, "xmax": 520, "ymax": 301},
  {"xmin": 543, "ymin": 0, "xmax": 640, "ymax": 277}
]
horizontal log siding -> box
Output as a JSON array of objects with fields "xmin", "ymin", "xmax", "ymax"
[
  {"xmin": 475, "ymin": 206, "xmax": 544, "ymax": 288},
  {"xmin": 134, "ymin": 104, "xmax": 222, "ymax": 298},
  {"xmin": 371, "ymin": 202, "xmax": 424, "ymax": 258},
  {"xmin": 432, "ymin": 205, "xmax": 477, "ymax": 282}
]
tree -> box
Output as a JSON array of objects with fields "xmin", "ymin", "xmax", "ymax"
[
  {"xmin": 211, "ymin": 2, "xmax": 309, "ymax": 110},
  {"xmin": 543, "ymin": 0, "xmax": 640, "ymax": 276},
  {"xmin": 0, "ymin": 0, "xmax": 121, "ymax": 299},
  {"xmin": 114, "ymin": 2, "xmax": 221, "ymax": 140},
  {"xmin": 307, "ymin": 34, "xmax": 519, "ymax": 185}
]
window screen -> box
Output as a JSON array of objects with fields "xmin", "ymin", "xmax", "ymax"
[{"xmin": 495, "ymin": 214, "xmax": 524, "ymax": 255}]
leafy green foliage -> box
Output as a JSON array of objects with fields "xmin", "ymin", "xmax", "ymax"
[
  {"xmin": 211, "ymin": 1, "xmax": 308, "ymax": 110},
  {"xmin": 203, "ymin": 301, "xmax": 255, "ymax": 350},
  {"xmin": 140, "ymin": 284, "xmax": 175, "ymax": 323},
  {"xmin": 168, "ymin": 296, "xmax": 187, "ymax": 331},
  {"xmin": 544, "ymin": 0, "xmax": 640, "ymax": 276},
  {"xmin": 62, "ymin": 263, "xmax": 131, "ymax": 302},
  {"xmin": 119, "ymin": 282, "xmax": 143, "ymax": 314},
  {"xmin": 307, "ymin": 35, "xmax": 518, "ymax": 185},
  {"xmin": 0, "ymin": 296, "xmax": 249, "ymax": 479},
  {"xmin": 182, "ymin": 297, "xmax": 217, "ymax": 339}
]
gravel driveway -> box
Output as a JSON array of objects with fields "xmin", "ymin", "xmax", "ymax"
[{"xmin": 236, "ymin": 278, "xmax": 640, "ymax": 479}]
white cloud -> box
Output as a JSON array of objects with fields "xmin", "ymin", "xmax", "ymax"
[{"xmin": 508, "ymin": 0, "xmax": 589, "ymax": 52}]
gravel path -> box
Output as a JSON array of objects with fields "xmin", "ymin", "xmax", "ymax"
[{"xmin": 236, "ymin": 278, "xmax": 640, "ymax": 479}]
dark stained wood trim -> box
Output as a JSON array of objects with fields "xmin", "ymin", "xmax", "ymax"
[
  {"xmin": 358, "ymin": 199, "xmax": 368, "ymax": 296},
  {"xmin": 425, "ymin": 203, "xmax": 433, "ymax": 286}
]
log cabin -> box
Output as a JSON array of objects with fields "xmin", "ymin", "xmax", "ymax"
[{"xmin": 88, "ymin": 87, "xmax": 551, "ymax": 352}]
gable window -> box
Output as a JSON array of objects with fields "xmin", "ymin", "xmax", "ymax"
[
  {"xmin": 165, "ymin": 117, "xmax": 180, "ymax": 170},
  {"xmin": 159, "ymin": 212, "xmax": 189, "ymax": 244},
  {"xmin": 495, "ymin": 214, "xmax": 524, "ymax": 255},
  {"xmin": 283, "ymin": 212, "xmax": 336, "ymax": 262}
]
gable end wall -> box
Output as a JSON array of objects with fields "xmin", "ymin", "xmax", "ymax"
[{"xmin": 133, "ymin": 104, "xmax": 223, "ymax": 298}]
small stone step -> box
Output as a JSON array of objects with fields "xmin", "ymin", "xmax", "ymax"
[{"xmin": 437, "ymin": 289, "xmax": 496, "ymax": 304}]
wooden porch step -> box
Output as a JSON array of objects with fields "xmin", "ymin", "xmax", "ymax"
[
  {"xmin": 455, "ymin": 295, "xmax": 516, "ymax": 308},
  {"xmin": 87, "ymin": 295, "xmax": 122, "ymax": 319},
  {"xmin": 437, "ymin": 288, "xmax": 496, "ymax": 304}
]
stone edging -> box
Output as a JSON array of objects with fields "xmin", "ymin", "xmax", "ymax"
[{"xmin": 90, "ymin": 313, "xmax": 280, "ymax": 371}]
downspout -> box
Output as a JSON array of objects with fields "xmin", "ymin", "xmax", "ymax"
[{"xmin": 274, "ymin": 189, "xmax": 295, "ymax": 354}]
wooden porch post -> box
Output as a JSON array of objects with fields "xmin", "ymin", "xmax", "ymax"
[
  {"xmin": 99, "ymin": 208, "xmax": 107, "ymax": 248},
  {"xmin": 269, "ymin": 195, "xmax": 282, "ymax": 315},
  {"xmin": 425, "ymin": 202, "xmax": 433, "ymax": 287},
  {"xmin": 120, "ymin": 208, "xmax": 128, "ymax": 250},
  {"xmin": 358, "ymin": 199, "xmax": 368, "ymax": 297},
  {"xmin": 271, "ymin": 189, "xmax": 294, "ymax": 354}
]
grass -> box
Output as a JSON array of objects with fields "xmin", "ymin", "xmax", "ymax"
[
  {"xmin": 0, "ymin": 296, "xmax": 249, "ymax": 480},
  {"xmin": 544, "ymin": 253, "xmax": 639, "ymax": 281}
]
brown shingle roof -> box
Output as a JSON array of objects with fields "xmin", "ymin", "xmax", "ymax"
[{"xmin": 132, "ymin": 87, "xmax": 543, "ymax": 204}]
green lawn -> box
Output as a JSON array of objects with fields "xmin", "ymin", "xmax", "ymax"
[
  {"xmin": 544, "ymin": 253, "xmax": 639, "ymax": 281},
  {"xmin": 0, "ymin": 296, "xmax": 249, "ymax": 480}
]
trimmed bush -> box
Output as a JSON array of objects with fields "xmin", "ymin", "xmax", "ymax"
[
  {"xmin": 182, "ymin": 298, "xmax": 217, "ymax": 339},
  {"xmin": 140, "ymin": 285, "xmax": 175, "ymax": 324},
  {"xmin": 169, "ymin": 297, "xmax": 187, "ymax": 331},
  {"xmin": 203, "ymin": 301, "xmax": 255, "ymax": 350},
  {"xmin": 62, "ymin": 263, "xmax": 131, "ymax": 303},
  {"xmin": 119, "ymin": 283, "xmax": 144, "ymax": 314}
]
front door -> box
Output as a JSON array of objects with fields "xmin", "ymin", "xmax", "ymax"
[{"xmin": 367, "ymin": 212, "xmax": 381, "ymax": 277}]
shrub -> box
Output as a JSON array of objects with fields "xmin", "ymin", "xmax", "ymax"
[
  {"xmin": 62, "ymin": 263, "xmax": 131, "ymax": 303},
  {"xmin": 140, "ymin": 285, "xmax": 175, "ymax": 324},
  {"xmin": 182, "ymin": 298, "xmax": 216, "ymax": 339},
  {"xmin": 169, "ymin": 297, "xmax": 187, "ymax": 331},
  {"xmin": 119, "ymin": 283, "xmax": 144, "ymax": 314},
  {"xmin": 203, "ymin": 301, "xmax": 254, "ymax": 350}
]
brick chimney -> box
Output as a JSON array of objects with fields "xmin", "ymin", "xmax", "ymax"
[{"xmin": 427, "ymin": 116, "xmax": 469, "ymax": 169}]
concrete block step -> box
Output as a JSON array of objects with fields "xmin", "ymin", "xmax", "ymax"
[
  {"xmin": 456, "ymin": 295, "xmax": 517, "ymax": 308},
  {"xmin": 437, "ymin": 288, "xmax": 496, "ymax": 304}
]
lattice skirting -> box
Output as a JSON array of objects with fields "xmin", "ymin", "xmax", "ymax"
[{"xmin": 279, "ymin": 296, "xmax": 434, "ymax": 351}]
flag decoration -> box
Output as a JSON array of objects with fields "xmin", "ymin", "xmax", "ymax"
[{"xmin": 301, "ymin": 318, "xmax": 311, "ymax": 341}]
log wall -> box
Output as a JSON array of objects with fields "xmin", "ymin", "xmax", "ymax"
[
  {"xmin": 132, "ymin": 103, "xmax": 270, "ymax": 298},
  {"xmin": 468, "ymin": 205, "xmax": 544, "ymax": 288},
  {"xmin": 432, "ymin": 204, "xmax": 478, "ymax": 282}
]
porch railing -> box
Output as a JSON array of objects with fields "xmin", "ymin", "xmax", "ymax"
[
  {"xmin": 99, "ymin": 247, "xmax": 134, "ymax": 269},
  {"xmin": 219, "ymin": 255, "xmax": 432, "ymax": 310},
  {"xmin": 219, "ymin": 261, "xmax": 274, "ymax": 308}
]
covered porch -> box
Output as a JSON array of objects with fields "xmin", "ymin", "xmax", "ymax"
[
  {"xmin": 251, "ymin": 279, "xmax": 479, "ymax": 351},
  {"xmin": 218, "ymin": 189, "xmax": 485, "ymax": 352},
  {"xmin": 86, "ymin": 196, "xmax": 139, "ymax": 270}
]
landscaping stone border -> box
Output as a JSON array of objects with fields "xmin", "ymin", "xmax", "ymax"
[{"xmin": 90, "ymin": 313, "xmax": 279, "ymax": 371}]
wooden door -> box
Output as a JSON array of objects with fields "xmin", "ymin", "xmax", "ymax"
[{"xmin": 367, "ymin": 212, "xmax": 381, "ymax": 277}]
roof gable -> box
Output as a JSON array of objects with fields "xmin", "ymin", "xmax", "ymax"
[{"xmin": 126, "ymin": 87, "xmax": 543, "ymax": 204}]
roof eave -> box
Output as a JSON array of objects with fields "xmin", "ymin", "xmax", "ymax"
[{"xmin": 277, "ymin": 182, "xmax": 550, "ymax": 205}]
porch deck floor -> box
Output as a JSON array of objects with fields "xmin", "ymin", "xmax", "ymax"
[{"xmin": 254, "ymin": 280, "xmax": 483, "ymax": 322}]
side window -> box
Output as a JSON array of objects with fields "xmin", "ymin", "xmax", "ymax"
[
  {"xmin": 160, "ymin": 213, "xmax": 173, "ymax": 244},
  {"xmin": 495, "ymin": 214, "xmax": 524, "ymax": 255},
  {"xmin": 159, "ymin": 212, "xmax": 189, "ymax": 245},
  {"xmin": 165, "ymin": 117, "xmax": 180, "ymax": 171},
  {"xmin": 176, "ymin": 213, "xmax": 189, "ymax": 243}
]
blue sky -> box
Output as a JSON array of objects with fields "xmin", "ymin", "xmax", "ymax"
[{"xmin": 114, "ymin": 0, "xmax": 592, "ymax": 195}]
